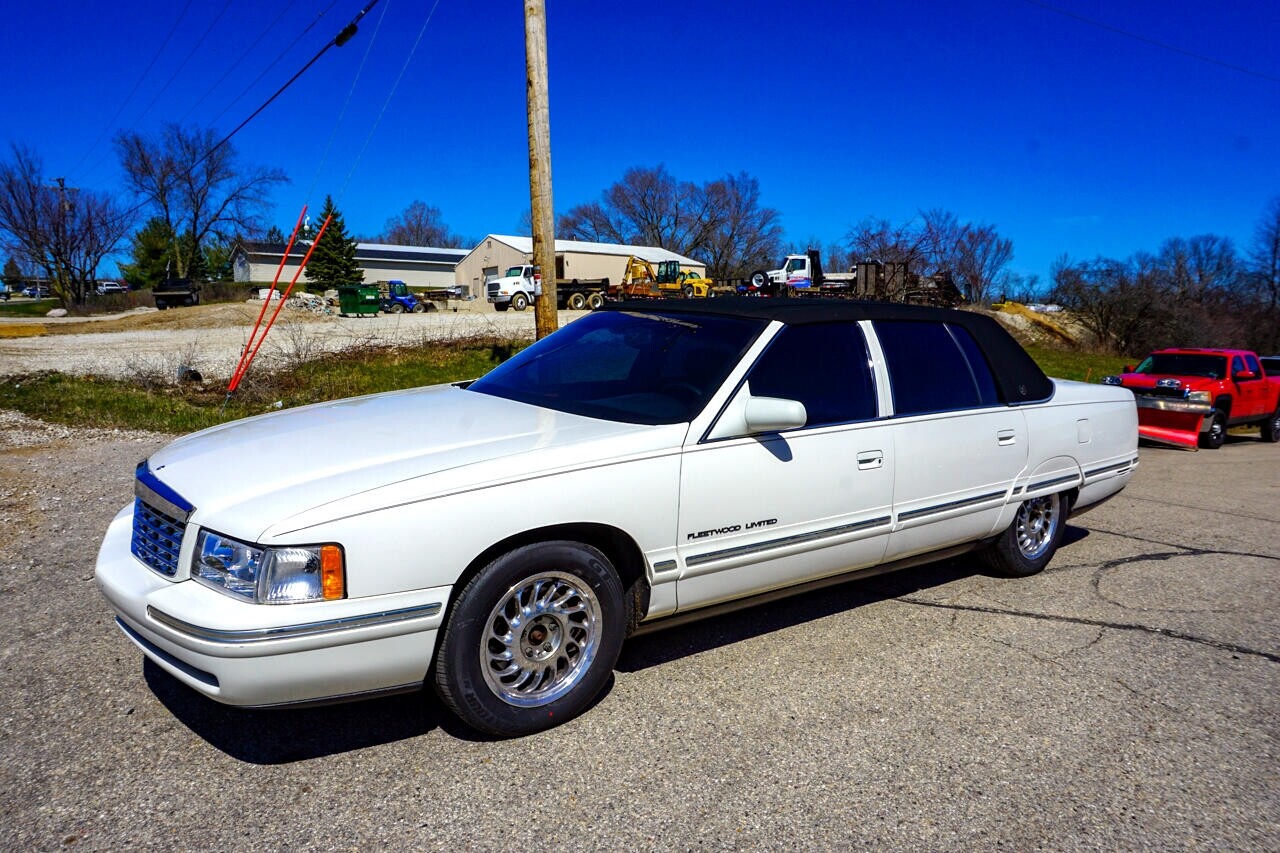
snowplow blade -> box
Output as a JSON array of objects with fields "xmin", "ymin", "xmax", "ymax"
[{"xmin": 1135, "ymin": 406, "xmax": 1206, "ymax": 449}]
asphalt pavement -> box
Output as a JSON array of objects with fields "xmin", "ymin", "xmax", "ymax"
[{"xmin": 1, "ymin": 431, "xmax": 1276, "ymax": 850}]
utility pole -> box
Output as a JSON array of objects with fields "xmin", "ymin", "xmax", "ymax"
[{"xmin": 524, "ymin": 0, "xmax": 557, "ymax": 339}]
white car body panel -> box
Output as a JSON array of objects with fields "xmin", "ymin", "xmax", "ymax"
[{"xmin": 95, "ymin": 307, "xmax": 1139, "ymax": 713}]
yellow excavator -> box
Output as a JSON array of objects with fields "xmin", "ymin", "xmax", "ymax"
[{"xmin": 617, "ymin": 256, "xmax": 715, "ymax": 298}]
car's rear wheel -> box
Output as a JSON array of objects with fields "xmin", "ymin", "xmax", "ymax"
[
  {"xmin": 433, "ymin": 541, "xmax": 625, "ymax": 737},
  {"xmin": 1200, "ymin": 411, "xmax": 1227, "ymax": 449},
  {"xmin": 982, "ymin": 492, "xmax": 1068, "ymax": 577}
]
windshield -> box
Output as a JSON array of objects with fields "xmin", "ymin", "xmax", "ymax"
[
  {"xmin": 468, "ymin": 310, "xmax": 766, "ymax": 424},
  {"xmin": 1134, "ymin": 353, "xmax": 1227, "ymax": 379},
  {"xmin": 504, "ymin": 266, "xmax": 526, "ymax": 278}
]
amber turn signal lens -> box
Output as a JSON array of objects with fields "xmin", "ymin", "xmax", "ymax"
[{"xmin": 320, "ymin": 544, "xmax": 345, "ymax": 600}]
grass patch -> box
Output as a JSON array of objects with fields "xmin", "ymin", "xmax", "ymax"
[
  {"xmin": 0, "ymin": 339, "xmax": 525, "ymax": 434},
  {"xmin": 1026, "ymin": 345, "xmax": 1131, "ymax": 382},
  {"xmin": 0, "ymin": 299, "xmax": 58, "ymax": 318}
]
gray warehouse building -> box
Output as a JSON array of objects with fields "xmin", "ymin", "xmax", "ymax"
[{"xmin": 232, "ymin": 241, "xmax": 468, "ymax": 289}]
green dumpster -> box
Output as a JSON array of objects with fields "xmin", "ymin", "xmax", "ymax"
[{"xmin": 337, "ymin": 284, "xmax": 380, "ymax": 317}]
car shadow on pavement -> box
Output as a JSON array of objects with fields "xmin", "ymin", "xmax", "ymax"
[{"xmin": 143, "ymin": 659, "xmax": 461, "ymax": 763}]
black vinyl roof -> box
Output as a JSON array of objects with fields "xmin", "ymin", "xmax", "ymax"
[{"xmin": 601, "ymin": 297, "xmax": 1055, "ymax": 404}]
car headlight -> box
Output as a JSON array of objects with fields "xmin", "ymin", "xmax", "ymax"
[
  {"xmin": 193, "ymin": 530, "xmax": 345, "ymax": 604},
  {"xmin": 1101, "ymin": 375, "xmax": 1122, "ymax": 385}
]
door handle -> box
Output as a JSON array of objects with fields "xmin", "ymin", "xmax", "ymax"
[
  {"xmin": 997, "ymin": 429, "xmax": 1017, "ymax": 446},
  {"xmin": 857, "ymin": 450, "xmax": 883, "ymax": 469}
]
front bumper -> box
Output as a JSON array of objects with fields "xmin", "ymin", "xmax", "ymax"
[
  {"xmin": 95, "ymin": 506, "xmax": 449, "ymax": 707},
  {"xmin": 1133, "ymin": 394, "xmax": 1212, "ymax": 449}
]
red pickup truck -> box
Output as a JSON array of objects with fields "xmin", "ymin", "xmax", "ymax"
[{"xmin": 1104, "ymin": 348, "xmax": 1280, "ymax": 449}]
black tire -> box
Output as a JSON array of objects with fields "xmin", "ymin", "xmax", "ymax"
[
  {"xmin": 586, "ymin": 292, "xmax": 605, "ymax": 310},
  {"xmin": 411, "ymin": 302, "xmax": 425, "ymax": 313},
  {"xmin": 391, "ymin": 302, "xmax": 405, "ymax": 314},
  {"xmin": 682, "ymin": 284, "xmax": 694, "ymax": 298},
  {"xmin": 1260, "ymin": 406, "xmax": 1280, "ymax": 443},
  {"xmin": 567, "ymin": 292, "xmax": 587, "ymax": 310},
  {"xmin": 494, "ymin": 302, "xmax": 509, "ymax": 312},
  {"xmin": 433, "ymin": 541, "xmax": 625, "ymax": 737},
  {"xmin": 981, "ymin": 492, "xmax": 1069, "ymax": 578},
  {"xmin": 511, "ymin": 292, "xmax": 529, "ymax": 311},
  {"xmin": 1200, "ymin": 410, "xmax": 1226, "ymax": 449},
  {"xmin": 750, "ymin": 270, "xmax": 768, "ymax": 288}
]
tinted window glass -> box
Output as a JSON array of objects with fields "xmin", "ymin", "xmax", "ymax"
[
  {"xmin": 949, "ymin": 324, "xmax": 1001, "ymax": 406},
  {"xmin": 1245, "ymin": 354, "xmax": 1260, "ymax": 374},
  {"xmin": 747, "ymin": 323, "xmax": 877, "ymax": 427},
  {"xmin": 469, "ymin": 310, "xmax": 764, "ymax": 424},
  {"xmin": 874, "ymin": 320, "xmax": 1001, "ymax": 415}
]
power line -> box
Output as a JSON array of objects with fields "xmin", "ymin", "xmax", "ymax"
[
  {"xmin": 207, "ymin": 0, "xmax": 344, "ymax": 131},
  {"xmin": 179, "ymin": 0, "xmax": 306, "ymax": 125},
  {"xmin": 309, "ymin": 0, "xmax": 394, "ymax": 202},
  {"xmin": 133, "ymin": 0, "xmax": 237, "ymax": 127},
  {"xmin": 339, "ymin": 0, "xmax": 442, "ymax": 200},
  {"xmin": 1019, "ymin": 0, "xmax": 1280, "ymax": 84},
  {"xmin": 67, "ymin": 0, "xmax": 196, "ymax": 182}
]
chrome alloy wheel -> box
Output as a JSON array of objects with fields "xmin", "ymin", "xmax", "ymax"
[
  {"xmin": 481, "ymin": 571, "xmax": 602, "ymax": 707},
  {"xmin": 1015, "ymin": 493, "xmax": 1061, "ymax": 561}
]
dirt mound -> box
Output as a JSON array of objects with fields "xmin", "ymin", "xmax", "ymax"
[{"xmin": 46, "ymin": 301, "xmax": 331, "ymax": 335}]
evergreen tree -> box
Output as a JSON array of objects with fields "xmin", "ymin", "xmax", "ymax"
[
  {"xmin": 119, "ymin": 218, "xmax": 177, "ymax": 289},
  {"xmin": 304, "ymin": 195, "xmax": 363, "ymax": 288},
  {"xmin": 265, "ymin": 225, "xmax": 286, "ymax": 244},
  {"xmin": 2, "ymin": 256, "xmax": 22, "ymax": 291}
]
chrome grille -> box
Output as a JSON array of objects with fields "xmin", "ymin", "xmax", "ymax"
[
  {"xmin": 487, "ymin": 282, "xmax": 499, "ymax": 296},
  {"xmin": 131, "ymin": 498, "xmax": 185, "ymax": 577}
]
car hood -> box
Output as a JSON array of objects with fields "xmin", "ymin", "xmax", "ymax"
[{"xmin": 145, "ymin": 384, "xmax": 685, "ymax": 540}]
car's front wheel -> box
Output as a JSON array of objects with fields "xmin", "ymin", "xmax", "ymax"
[
  {"xmin": 982, "ymin": 492, "xmax": 1068, "ymax": 577},
  {"xmin": 1200, "ymin": 410, "xmax": 1227, "ymax": 449},
  {"xmin": 433, "ymin": 541, "xmax": 625, "ymax": 737}
]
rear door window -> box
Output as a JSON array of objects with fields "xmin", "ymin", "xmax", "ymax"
[{"xmin": 873, "ymin": 321, "xmax": 1002, "ymax": 415}]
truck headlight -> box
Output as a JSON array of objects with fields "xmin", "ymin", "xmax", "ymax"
[
  {"xmin": 193, "ymin": 530, "xmax": 345, "ymax": 604},
  {"xmin": 1187, "ymin": 390, "xmax": 1211, "ymax": 404}
]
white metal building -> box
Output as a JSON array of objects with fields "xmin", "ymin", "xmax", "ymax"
[
  {"xmin": 232, "ymin": 241, "xmax": 468, "ymax": 290},
  {"xmin": 454, "ymin": 235, "xmax": 707, "ymax": 302}
]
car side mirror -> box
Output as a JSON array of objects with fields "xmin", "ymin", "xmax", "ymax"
[
  {"xmin": 744, "ymin": 396, "xmax": 808, "ymax": 434},
  {"xmin": 1233, "ymin": 369, "xmax": 1257, "ymax": 381},
  {"xmin": 707, "ymin": 385, "xmax": 808, "ymax": 440}
]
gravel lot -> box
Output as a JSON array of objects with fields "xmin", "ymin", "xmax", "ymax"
[
  {"xmin": 0, "ymin": 302, "xmax": 568, "ymax": 381},
  {"xmin": 1, "ymin": 404, "xmax": 1277, "ymax": 849}
]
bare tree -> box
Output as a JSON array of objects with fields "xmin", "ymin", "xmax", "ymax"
[
  {"xmin": 953, "ymin": 224, "xmax": 1014, "ymax": 303},
  {"xmin": 558, "ymin": 166, "xmax": 780, "ymax": 280},
  {"xmin": 1249, "ymin": 195, "xmax": 1280, "ymax": 309},
  {"xmin": 380, "ymin": 200, "xmax": 464, "ymax": 247},
  {"xmin": 558, "ymin": 165, "xmax": 715, "ymax": 256},
  {"xmin": 117, "ymin": 124, "xmax": 287, "ymax": 279},
  {"xmin": 844, "ymin": 217, "xmax": 927, "ymax": 269},
  {"xmin": 698, "ymin": 172, "xmax": 783, "ymax": 280},
  {"xmin": 0, "ymin": 144, "xmax": 133, "ymax": 306}
]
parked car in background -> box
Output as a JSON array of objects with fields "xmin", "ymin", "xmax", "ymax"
[
  {"xmin": 97, "ymin": 299, "xmax": 1139, "ymax": 737},
  {"xmin": 1103, "ymin": 347, "xmax": 1280, "ymax": 449},
  {"xmin": 95, "ymin": 281, "xmax": 129, "ymax": 296},
  {"xmin": 23, "ymin": 284, "xmax": 51, "ymax": 298}
]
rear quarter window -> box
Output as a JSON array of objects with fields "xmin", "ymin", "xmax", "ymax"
[{"xmin": 873, "ymin": 320, "xmax": 1002, "ymax": 415}]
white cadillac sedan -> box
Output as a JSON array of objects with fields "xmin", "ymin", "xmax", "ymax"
[{"xmin": 97, "ymin": 299, "xmax": 1138, "ymax": 736}]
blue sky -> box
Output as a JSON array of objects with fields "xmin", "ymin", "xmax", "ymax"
[{"xmin": 3, "ymin": 0, "xmax": 1278, "ymax": 285}]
